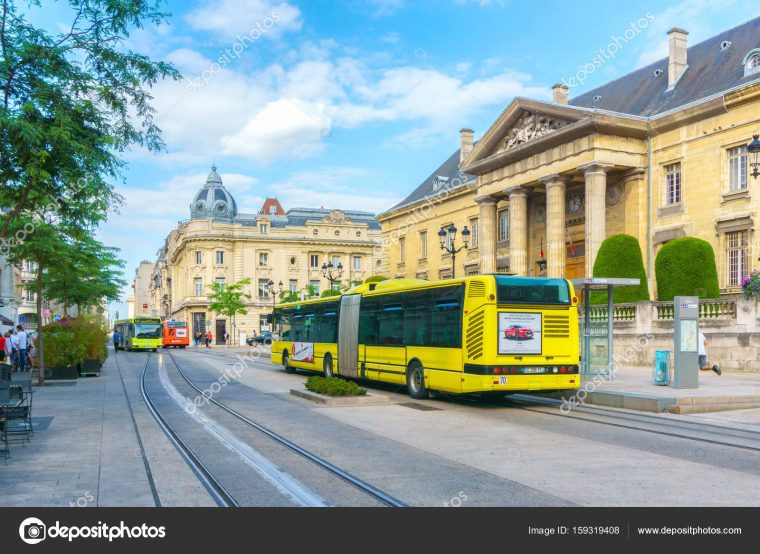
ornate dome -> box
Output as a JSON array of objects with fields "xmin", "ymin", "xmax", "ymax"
[{"xmin": 190, "ymin": 165, "xmax": 238, "ymax": 221}]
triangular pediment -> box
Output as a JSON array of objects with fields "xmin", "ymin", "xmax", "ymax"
[{"xmin": 462, "ymin": 98, "xmax": 591, "ymax": 171}]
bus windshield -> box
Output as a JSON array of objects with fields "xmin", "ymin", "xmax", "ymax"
[
  {"xmin": 135, "ymin": 324, "xmax": 162, "ymax": 339},
  {"xmin": 495, "ymin": 276, "xmax": 570, "ymax": 305}
]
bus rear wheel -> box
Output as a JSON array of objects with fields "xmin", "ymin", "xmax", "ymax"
[
  {"xmin": 407, "ymin": 361, "xmax": 428, "ymax": 400},
  {"xmin": 283, "ymin": 351, "xmax": 295, "ymax": 374},
  {"xmin": 323, "ymin": 354, "xmax": 334, "ymax": 379}
]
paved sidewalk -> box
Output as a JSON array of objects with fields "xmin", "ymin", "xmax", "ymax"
[
  {"xmin": 0, "ymin": 352, "xmax": 214, "ymax": 507},
  {"xmin": 564, "ymin": 365, "xmax": 760, "ymax": 413}
]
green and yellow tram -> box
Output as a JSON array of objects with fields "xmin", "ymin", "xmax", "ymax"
[{"xmin": 114, "ymin": 317, "xmax": 163, "ymax": 351}]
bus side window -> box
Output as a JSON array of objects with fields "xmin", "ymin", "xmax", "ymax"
[
  {"xmin": 378, "ymin": 295, "xmax": 403, "ymax": 346},
  {"xmin": 403, "ymin": 290, "xmax": 430, "ymax": 346},
  {"xmin": 291, "ymin": 314, "xmax": 305, "ymax": 342},
  {"xmin": 429, "ymin": 286, "xmax": 463, "ymax": 348},
  {"xmin": 359, "ymin": 297, "xmax": 379, "ymax": 346}
]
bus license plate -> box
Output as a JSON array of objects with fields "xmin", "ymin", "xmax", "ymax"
[
  {"xmin": 524, "ymin": 367, "xmax": 545, "ymax": 374},
  {"xmin": 499, "ymin": 376, "xmax": 508, "ymax": 385}
]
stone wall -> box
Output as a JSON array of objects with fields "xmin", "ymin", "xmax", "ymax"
[{"xmin": 591, "ymin": 295, "xmax": 760, "ymax": 372}]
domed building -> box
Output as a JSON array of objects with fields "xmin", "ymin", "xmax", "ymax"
[{"xmin": 147, "ymin": 165, "xmax": 382, "ymax": 344}]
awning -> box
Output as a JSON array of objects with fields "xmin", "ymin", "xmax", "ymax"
[{"xmin": 0, "ymin": 314, "xmax": 15, "ymax": 326}]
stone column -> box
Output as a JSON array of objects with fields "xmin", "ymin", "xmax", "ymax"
[
  {"xmin": 505, "ymin": 186, "xmax": 528, "ymax": 276},
  {"xmin": 578, "ymin": 162, "xmax": 614, "ymax": 277},
  {"xmin": 475, "ymin": 195, "xmax": 498, "ymax": 274},
  {"xmin": 540, "ymin": 174, "xmax": 567, "ymax": 278}
]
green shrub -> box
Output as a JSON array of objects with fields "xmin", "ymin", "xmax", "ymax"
[
  {"xmin": 655, "ymin": 237, "xmax": 720, "ymax": 301},
  {"xmin": 305, "ymin": 375, "xmax": 367, "ymax": 397},
  {"xmin": 321, "ymin": 289, "xmax": 341, "ymax": 298},
  {"xmin": 42, "ymin": 329, "xmax": 85, "ymax": 367},
  {"xmin": 590, "ymin": 234, "xmax": 650, "ymax": 304},
  {"xmin": 41, "ymin": 316, "xmax": 107, "ymax": 366},
  {"xmin": 364, "ymin": 275, "xmax": 387, "ymax": 284}
]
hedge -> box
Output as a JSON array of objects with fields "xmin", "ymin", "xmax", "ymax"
[
  {"xmin": 321, "ymin": 289, "xmax": 341, "ymax": 298},
  {"xmin": 42, "ymin": 316, "xmax": 108, "ymax": 367},
  {"xmin": 305, "ymin": 376, "xmax": 367, "ymax": 397},
  {"xmin": 590, "ymin": 234, "xmax": 650, "ymax": 304},
  {"xmin": 655, "ymin": 237, "xmax": 720, "ymax": 301}
]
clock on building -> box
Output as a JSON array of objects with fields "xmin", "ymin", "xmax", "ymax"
[{"xmin": 567, "ymin": 192, "xmax": 583, "ymax": 213}]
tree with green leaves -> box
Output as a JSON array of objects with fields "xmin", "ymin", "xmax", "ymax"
[
  {"xmin": 41, "ymin": 235, "xmax": 126, "ymax": 316},
  {"xmin": 207, "ymin": 278, "xmax": 252, "ymax": 346},
  {"xmin": 0, "ymin": 0, "xmax": 180, "ymax": 237}
]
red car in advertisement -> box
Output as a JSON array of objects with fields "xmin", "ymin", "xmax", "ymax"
[{"xmin": 504, "ymin": 324, "xmax": 534, "ymax": 340}]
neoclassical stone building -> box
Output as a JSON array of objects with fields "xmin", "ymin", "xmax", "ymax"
[
  {"xmin": 150, "ymin": 166, "xmax": 382, "ymax": 342},
  {"xmin": 380, "ymin": 18, "xmax": 760, "ymax": 297}
]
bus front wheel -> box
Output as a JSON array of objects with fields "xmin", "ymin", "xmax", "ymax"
[
  {"xmin": 407, "ymin": 361, "xmax": 429, "ymax": 400},
  {"xmin": 283, "ymin": 351, "xmax": 295, "ymax": 374},
  {"xmin": 323, "ymin": 354, "xmax": 334, "ymax": 379}
]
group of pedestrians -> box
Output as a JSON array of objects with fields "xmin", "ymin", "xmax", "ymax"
[
  {"xmin": 0, "ymin": 325, "xmax": 32, "ymax": 371},
  {"xmin": 194, "ymin": 330, "xmax": 215, "ymax": 347}
]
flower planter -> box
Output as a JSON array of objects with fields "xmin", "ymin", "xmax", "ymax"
[
  {"xmin": 45, "ymin": 365, "xmax": 79, "ymax": 380},
  {"xmin": 79, "ymin": 359, "xmax": 102, "ymax": 377}
]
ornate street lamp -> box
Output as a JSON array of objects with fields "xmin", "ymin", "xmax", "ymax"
[
  {"xmin": 322, "ymin": 261, "xmax": 344, "ymax": 291},
  {"xmin": 438, "ymin": 224, "xmax": 470, "ymax": 279},
  {"xmin": 265, "ymin": 280, "xmax": 283, "ymax": 332},
  {"xmin": 748, "ymin": 134, "xmax": 760, "ymax": 179}
]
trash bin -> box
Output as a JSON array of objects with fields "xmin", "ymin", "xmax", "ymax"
[{"xmin": 654, "ymin": 350, "xmax": 671, "ymax": 385}]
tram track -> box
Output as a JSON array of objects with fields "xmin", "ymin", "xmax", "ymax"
[
  {"xmin": 508, "ymin": 394, "xmax": 760, "ymax": 452},
  {"xmin": 137, "ymin": 352, "xmax": 240, "ymax": 507},
  {"xmin": 164, "ymin": 349, "xmax": 407, "ymax": 508}
]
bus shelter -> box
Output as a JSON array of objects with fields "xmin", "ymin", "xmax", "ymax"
[{"xmin": 570, "ymin": 277, "xmax": 641, "ymax": 380}]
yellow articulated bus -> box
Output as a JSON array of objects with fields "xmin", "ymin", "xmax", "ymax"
[
  {"xmin": 271, "ymin": 275, "xmax": 580, "ymax": 399},
  {"xmin": 114, "ymin": 317, "xmax": 163, "ymax": 352}
]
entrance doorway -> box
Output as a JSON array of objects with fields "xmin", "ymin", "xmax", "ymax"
[
  {"xmin": 216, "ymin": 319, "xmax": 227, "ymax": 345},
  {"xmin": 192, "ymin": 312, "xmax": 205, "ymax": 344},
  {"xmin": 565, "ymin": 240, "xmax": 586, "ymax": 279}
]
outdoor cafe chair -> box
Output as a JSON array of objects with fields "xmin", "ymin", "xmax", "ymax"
[
  {"xmin": 0, "ymin": 388, "xmax": 9, "ymax": 461},
  {"xmin": 0, "ymin": 380, "xmax": 31, "ymax": 444}
]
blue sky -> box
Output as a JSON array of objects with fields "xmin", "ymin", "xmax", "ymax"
[{"xmin": 40, "ymin": 0, "xmax": 759, "ymax": 318}]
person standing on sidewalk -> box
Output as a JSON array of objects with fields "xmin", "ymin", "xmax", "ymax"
[
  {"xmin": 206, "ymin": 331, "xmax": 212, "ymax": 347},
  {"xmin": 0, "ymin": 332, "xmax": 6, "ymax": 363},
  {"xmin": 698, "ymin": 330, "xmax": 721, "ymax": 375},
  {"xmin": 15, "ymin": 325, "xmax": 28, "ymax": 372},
  {"xmin": 113, "ymin": 329, "xmax": 121, "ymax": 352},
  {"xmin": 5, "ymin": 331, "xmax": 13, "ymax": 367}
]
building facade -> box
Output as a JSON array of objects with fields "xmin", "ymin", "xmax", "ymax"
[
  {"xmin": 129, "ymin": 260, "xmax": 155, "ymax": 319},
  {"xmin": 381, "ymin": 19, "xmax": 760, "ymax": 299},
  {"xmin": 150, "ymin": 166, "xmax": 382, "ymax": 343}
]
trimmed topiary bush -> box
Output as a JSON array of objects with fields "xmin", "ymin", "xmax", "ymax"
[
  {"xmin": 305, "ymin": 376, "xmax": 367, "ymax": 397},
  {"xmin": 655, "ymin": 237, "xmax": 719, "ymax": 301},
  {"xmin": 590, "ymin": 234, "xmax": 650, "ymax": 304}
]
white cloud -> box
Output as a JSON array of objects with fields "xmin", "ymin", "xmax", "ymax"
[{"xmin": 185, "ymin": 0, "xmax": 301, "ymax": 41}]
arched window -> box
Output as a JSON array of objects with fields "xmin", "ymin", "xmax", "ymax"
[{"xmin": 744, "ymin": 49, "xmax": 760, "ymax": 76}]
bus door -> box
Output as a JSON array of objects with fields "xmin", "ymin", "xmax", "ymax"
[{"xmin": 338, "ymin": 294, "xmax": 361, "ymax": 378}]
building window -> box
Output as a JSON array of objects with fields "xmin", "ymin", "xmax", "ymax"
[
  {"xmin": 498, "ymin": 209, "xmax": 509, "ymax": 242},
  {"xmin": 269, "ymin": 205, "xmax": 277, "ymax": 215},
  {"xmin": 399, "ymin": 237, "xmax": 405, "ymax": 264},
  {"xmin": 664, "ymin": 163, "xmax": 681, "ymax": 205},
  {"xmin": 25, "ymin": 289, "xmax": 34, "ymax": 302},
  {"xmin": 470, "ymin": 218, "xmax": 479, "ymax": 248},
  {"xmin": 194, "ymin": 277, "xmax": 203, "ymax": 296},
  {"xmin": 24, "ymin": 261, "xmax": 35, "ymax": 272},
  {"xmin": 195, "ymin": 251, "xmax": 203, "ymax": 264},
  {"xmin": 258, "ymin": 279, "xmax": 270, "ymax": 299},
  {"xmin": 744, "ymin": 50, "xmax": 760, "ymax": 77},
  {"xmin": 309, "ymin": 279, "xmax": 320, "ymax": 296},
  {"xmin": 310, "ymin": 254, "xmax": 319, "ymax": 268},
  {"xmin": 289, "ymin": 279, "xmax": 298, "ymax": 293},
  {"xmin": 727, "ymin": 230, "xmax": 749, "ymax": 288},
  {"xmin": 215, "ymin": 251, "xmax": 224, "ymax": 265},
  {"xmin": 259, "ymin": 252, "xmax": 268, "ymax": 267},
  {"xmin": 728, "ymin": 146, "xmax": 748, "ymax": 192},
  {"xmin": 419, "ymin": 231, "xmax": 427, "ymax": 259},
  {"xmin": 215, "ymin": 277, "xmax": 225, "ymax": 289},
  {"xmin": 353, "ymin": 256, "xmax": 361, "ymax": 270},
  {"xmin": 332, "ymin": 255, "xmax": 341, "ymax": 267},
  {"xmin": 260, "ymin": 224, "xmax": 268, "ymax": 234}
]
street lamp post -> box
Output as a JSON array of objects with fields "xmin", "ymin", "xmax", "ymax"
[
  {"xmin": 748, "ymin": 134, "xmax": 760, "ymax": 179},
  {"xmin": 321, "ymin": 261, "xmax": 344, "ymax": 292},
  {"xmin": 438, "ymin": 224, "xmax": 470, "ymax": 279},
  {"xmin": 265, "ymin": 280, "xmax": 283, "ymax": 333}
]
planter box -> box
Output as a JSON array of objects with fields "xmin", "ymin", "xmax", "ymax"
[
  {"xmin": 79, "ymin": 359, "xmax": 102, "ymax": 377},
  {"xmin": 290, "ymin": 388, "xmax": 390, "ymax": 406},
  {"xmin": 45, "ymin": 365, "xmax": 79, "ymax": 380}
]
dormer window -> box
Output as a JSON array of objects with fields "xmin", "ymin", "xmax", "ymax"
[
  {"xmin": 432, "ymin": 175, "xmax": 449, "ymax": 191},
  {"xmin": 269, "ymin": 205, "xmax": 277, "ymax": 215},
  {"xmin": 744, "ymin": 49, "xmax": 760, "ymax": 77},
  {"xmin": 720, "ymin": 40, "xmax": 732, "ymax": 51}
]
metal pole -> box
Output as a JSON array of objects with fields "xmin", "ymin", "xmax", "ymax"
[
  {"xmin": 607, "ymin": 284, "xmax": 614, "ymax": 379},
  {"xmin": 583, "ymin": 284, "xmax": 591, "ymax": 375},
  {"xmin": 451, "ymin": 250, "xmax": 456, "ymax": 279}
]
